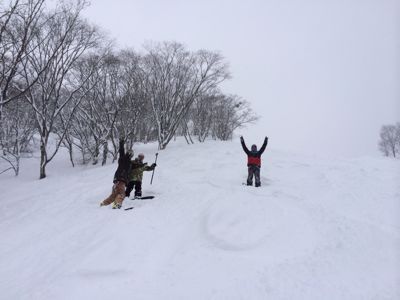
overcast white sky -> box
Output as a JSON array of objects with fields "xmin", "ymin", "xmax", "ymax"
[{"xmin": 80, "ymin": 0, "xmax": 399, "ymax": 157}]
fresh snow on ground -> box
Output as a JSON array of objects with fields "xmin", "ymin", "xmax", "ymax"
[{"xmin": 0, "ymin": 139, "xmax": 399, "ymax": 299}]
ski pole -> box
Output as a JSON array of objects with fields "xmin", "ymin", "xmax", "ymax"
[{"xmin": 150, "ymin": 152, "xmax": 158, "ymax": 185}]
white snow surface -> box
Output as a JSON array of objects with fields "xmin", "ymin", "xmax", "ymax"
[{"xmin": 1, "ymin": 139, "xmax": 399, "ymax": 300}]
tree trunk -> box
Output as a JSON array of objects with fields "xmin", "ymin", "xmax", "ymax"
[
  {"xmin": 39, "ymin": 142, "xmax": 47, "ymax": 179},
  {"xmin": 92, "ymin": 142, "xmax": 99, "ymax": 165},
  {"xmin": 68, "ymin": 143, "xmax": 75, "ymax": 167},
  {"xmin": 82, "ymin": 149, "xmax": 88, "ymax": 165},
  {"xmin": 14, "ymin": 137, "xmax": 20, "ymax": 176},
  {"xmin": 101, "ymin": 141, "xmax": 108, "ymax": 166},
  {"xmin": 0, "ymin": 98, "xmax": 4, "ymax": 149},
  {"xmin": 15, "ymin": 156, "xmax": 20, "ymax": 176}
]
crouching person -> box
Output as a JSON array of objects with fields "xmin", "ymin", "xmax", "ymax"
[
  {"xmin": 126, "ymin": 153, "xmax": 156, "ymax": 199},
  {"xmin": 100, "ymin": 139, "xmax": 132, "ymax": 209}
]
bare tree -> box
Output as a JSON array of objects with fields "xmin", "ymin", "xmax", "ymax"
[
  {"xmin": 65, "ymin": 50, "xmax": 146, "ymax": 166},
  {"xmin": 0, "ymin": 95, "xmax": 35, "ymax": 175},
  {"xmin": 75, "ymin": 53, "xmax": 122, "ymax": 165},
  {"xmin": 0, "ymin": 0, "xmax": 45, "ymax": 156},
  {"xmin": 211, "ymin": 94, "xmax": 258, "ymax": 141},
  {"xmin": 0, "ymin": 0, "xmax": 45, "ymax": 103},
  {"xmin": 379, "ymin": 123, "xmax": 400, "ymax": 158},
  {"xmin": 117, "ymin": 50, "xmax": 149, "ymax": 150},
  {"xmin": 55, "ymin": 53, "xmax": 108, "ymax": 167},
  {"xmin": 397, "ymin": 123, "xmax": 400, "ymax": 154},
  {"xmin": 190, "ymin": 91, "xmax": 219, "ymax": 142},
  {"xmin": 21, "ymin": 1, "xmax": 102, "ymax": 178},
  {"xmin": 1, "ymin": 2, "xmax": 259, "ymax": 177},
  {"xmin": 142, "ymin": 42, "xmax": 230, "ymax": 149}
]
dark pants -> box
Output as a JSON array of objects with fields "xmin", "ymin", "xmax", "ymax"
[
  {"xmin": 126, "ymin": 181, "xmax": 142, "ymax": 197},
  {"xmin": 247, "ymin": 165, "xmax": 261, "ymax": 187}
]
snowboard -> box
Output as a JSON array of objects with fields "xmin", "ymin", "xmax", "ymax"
[
  {"xmin": 130, "ymin": 196, "xmax": 155, "ymax": 200},
  {"xmin": 125, "ymin": 196, "xmax": 155, "ymax": 210}
]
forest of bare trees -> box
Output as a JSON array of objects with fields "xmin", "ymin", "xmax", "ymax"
[{"xmin": 0, "ymin": 0, "xmax": 258, "ymax": 178}]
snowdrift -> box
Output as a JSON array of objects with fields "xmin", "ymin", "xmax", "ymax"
[{"xmin": 0, "ymin": 140, "xmax": 399, "ymax": 299}]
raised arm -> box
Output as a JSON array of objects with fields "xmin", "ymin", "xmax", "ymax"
[
  {"xmin": 119, "ymin": 139, "xmax": 125, "ymax": 158},
  {"xmin": 240, "ymin": 136, "xmax": 250, "ymax": 155},
  {"xmin": 258, "ymin": 137, "xmax": 268, "ymax": 155}
]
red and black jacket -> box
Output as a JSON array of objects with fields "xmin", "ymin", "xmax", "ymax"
[{"xmin": 241, "ymin": 137, "xmax": 268, "ymax": 167}]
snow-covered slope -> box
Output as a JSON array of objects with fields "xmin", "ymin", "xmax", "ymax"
[{"xmin": 0, "ymin": 140, "xmax": 399, "ymax": 300}]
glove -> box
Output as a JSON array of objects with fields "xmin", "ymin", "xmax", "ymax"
[{"xmin": 151, "ymin": 163, "xmax": 157, "ymax": 168}]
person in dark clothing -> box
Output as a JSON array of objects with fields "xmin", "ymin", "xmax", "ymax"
[
  {"xmin": 125, "ymin": 153, "xmax": 156, "ymax": 198},
  {"xmin": 100, "ymin": 139, "xmax": 133, "ymax": 209},
  {"xmin": 240, "ymin": 136, "xmax": 268, "ymax": 187}
]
